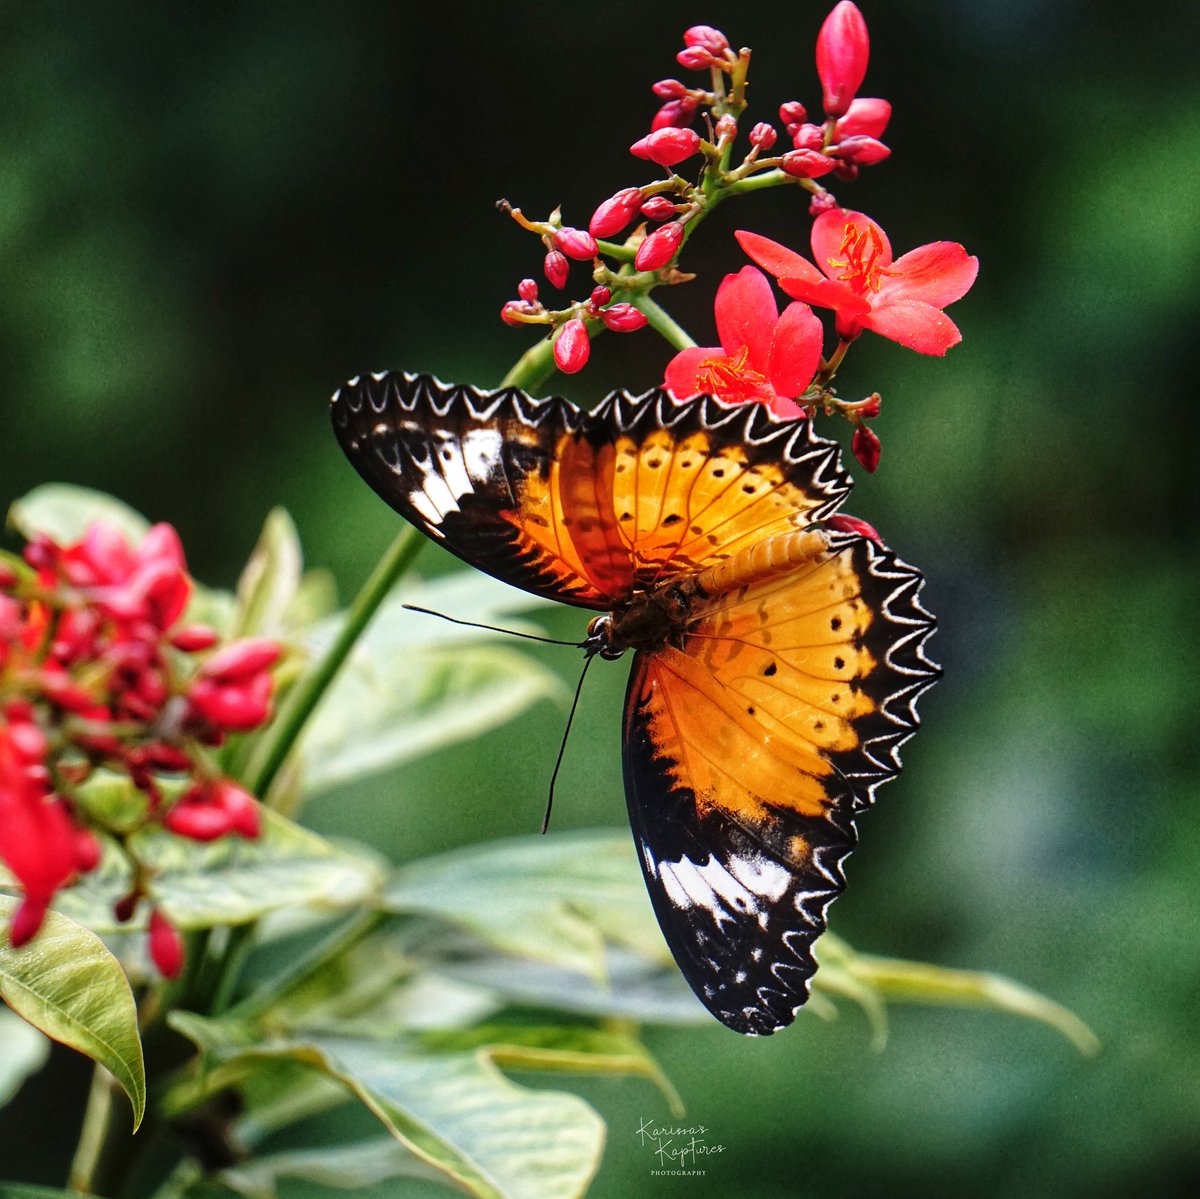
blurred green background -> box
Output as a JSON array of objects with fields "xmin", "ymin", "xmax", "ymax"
[{"xmin": 2, "ymin": 0, "xmax": 1198, "ymax": 1195}]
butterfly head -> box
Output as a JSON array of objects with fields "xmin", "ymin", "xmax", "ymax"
[{"xmin": 584, "ymin": 614, "xmax": 628, "ymax": 661}]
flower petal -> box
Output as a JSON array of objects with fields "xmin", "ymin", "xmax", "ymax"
[
  {"xmin": 735, "ymin": 232, "xmax": 827, "ymax": 288},
  {"xmin": 864, "ymin": 299, "xmax": 963, "ymax": 355},
  {"xmin": 811, "ymin": 208, "xmax": 893, "ymax": 275},
  {"xmin": 713, "ymin": 267, "xmax": 779, "ymax": 368},
  {"xmin": 880, "ymin": 242, "xmax": 978, "ymax": 308},
  {"xmin": 766, "ymin": 302, "xmax": 823, "ymax": 398},
  {"xmin": 663, "ymin": 346, "xmax": 724, "ymax": 399}
]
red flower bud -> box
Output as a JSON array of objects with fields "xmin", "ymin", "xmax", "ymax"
[
  {"xmin": 543, "ymin": 249, "xmax": 570, "ymax": 289},
  {"xmin": 148, "ymin": 909, "xmax": 184, "ymax": 980},
  {"xmin": 851, "ymin": 425, "xmax": 882, "ymax": 473},
  {"xmin": 834, "ymin": 162, "xmax": 860, "ymax": 182},
  {"xmin": 589, "ymin": 187, "xmax": 643, "ymax": 238},
  {"xmin": 501, "ymin": 301, "xmax": 528, "ymax": 326},
  {"xmin": 200, "ymin": 638, "xmax": 281, "ymax": 683},
  {"xmin": 187, "ymin": 671, "xmax": 273, "ymax": 731},
  {"xmin": 749, "ymin": 123, "xmax": 778, "ymax": 150},
  {"xmin": 631, "ymin": 127, "xmax": 701, "ymax": 167},
  {"xmin": 651, "ymin": 98, "xmax": 699, "ymax": 131},
  {"xmin": 113, "ymin": 889, "xmax": 141, "ymax": 924},
  {"xmin": 211, "ymin": 779, "xmax": 261, "ymax": 839},
  {"xmin": 781, "ymin": 149, "xmax": 837, "ymax": 179},
  {"xmin": 128, "ymin": 743, "xmax": 193, "ymax": 773},
  {"xmin": 858, "ymin": 394, "xmax": 882, "ymax": 419},
  {"xmin": 170, "ymin": 624, "xmax": 220, "ymax": 653},
  {"xmin": 634, "ymin": 221, "xmax": 685, "ymax": 270},
  {"xmin": 779, "ymin": 101, "xmax": 808, "ymax": 127},
  {"xmin": 9, "ymin": 897, "xmax": 50, "ymax": 948},
  {"xmin": 0, "ymin": 563, "xmax": 17, "ymax": 589},
  {"xmin": 73, "ymin": 829, "xmax": 102, "ymax": 873},
  {"xmin": 554, "ymin": 227, "xmax": 598, "ymax": 261},
  {"xmin": 639, "ymin": 196, "xmax": 677, "ymax": 222},
  {"xmin": 589, "ymin": 286, "xmax": 612, "ymax": 310},
  {"xmin": 816, "ymin": 1, "xmax": 870, "ymax": 118},
  {"xmin": 652, "ymin": 78, "xmax": 688, "ymax": 99},
  {"xmin": 517, "ymin": 278, "xmax": 539, "ymax": 302},
  {"xmin": 676, "ymin": 46, "xmax": 714, "ymax": 71},
  {"xmin": 836, "ymin": 97, "xmax": 891, "ymax": 139},
  {"xmin": 835, "ymin": 135, "xmax": 890, "ymax": 165},
  {"xmin": 714, "ymin": 114, "xmax": 737, "ymax": 141},
  {"xmin": 827, "ymin": 513, "xmax": 883, "ymax": 544},
  {"xmin": 553, "ymin": 319, "xmax": 591, "ymax": 374},
  {"xmin": 600, "ymin": 304, "xmax": 649, "ymax": 333},
  {"xmin": 683, "ymin": 25, "xmax": 729, "ymax": 55},
  {"xmin": 164, "ymin": 788, "xmax": 235, "ymax": 842},
  {"xmin": 791, "ymin": 123, "xmax": 826, "ymax": 151}
]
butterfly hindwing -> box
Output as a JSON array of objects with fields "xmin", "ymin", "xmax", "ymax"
[{"xmin": 623, "ymin": 534, "xmax": 938, "ymax": 1033}]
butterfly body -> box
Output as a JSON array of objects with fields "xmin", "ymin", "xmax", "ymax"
[{"xmin": 332, "ymin": 371, "xmax": 938, "ymax": 1035}]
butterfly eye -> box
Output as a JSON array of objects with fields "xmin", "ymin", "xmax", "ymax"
[{"xmin": 586, "ymin": 614, "xmax": 626, "ymax": 660}]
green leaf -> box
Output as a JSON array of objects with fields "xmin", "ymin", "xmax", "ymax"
[
  {"xmin": 10, "ymin": 809, "xmax": 383, "ymax": 935},
  {"xmin": 816, "ymin": 934, "xmax": 1101, "ymax": 1055},
  {"xmin": 384, "ymin": 831, "xmax": 668, "ymax": 984},
  {"xmin": 218, "ymin": 1138, "xmax": 452, "ymax": 1198},
  {"xmin": 170, "ymin": 1015, "xmax": 605, "ymax": 1199},
  {"xmin": 0, "ymin": 1007, "xmax": 49, "ymax": 1106},
  {"xmin": 7, "ymin": 483, "xmax": 149, "ymax": 545},
  {"xmin": 0, "ymin": 897, "xmax": 145, "ymax": 1129},
  {"xmin": 300, "ymin": 571, "xmax": 565, "ymax": 794},
  {"xmin": 231, "ymin": 508, "xmax": 303, "ymax": 640},
  {"xmin": 0, "ymin": 1187, "xmax": 85, "ymax": 1199}
]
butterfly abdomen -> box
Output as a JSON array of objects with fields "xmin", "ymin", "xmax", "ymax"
[{"xmin": 692, "ymin": 528, "xmax": 832, "ymax": 598}]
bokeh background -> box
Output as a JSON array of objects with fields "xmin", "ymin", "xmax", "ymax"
[{"xmin": 2, "ymin": 0, "xmax": 1198, "ymax": 1195}]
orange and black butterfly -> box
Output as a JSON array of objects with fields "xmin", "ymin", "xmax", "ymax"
[{"xmin": 331, "ymin": 372, "xmax": 938, "ymax": 1035}]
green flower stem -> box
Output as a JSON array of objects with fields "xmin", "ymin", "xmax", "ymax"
[
  {"xmin": 241, "ymin": 524, "xmax": 425, "ymax": 802},
  {"xmin": 69, "ymin": 1062, "xmax": 140, "ymax": 1197},
  {"xmin": 499, "ymin": 335, "xmax": 559, "ymax": 394},
  {"xmin": 724, "ymin": 168, "xmax": 795, "ymax": 196},
  {"xmin": 636, "ymin": 294, "xmax": 697, "ymax": 353}
]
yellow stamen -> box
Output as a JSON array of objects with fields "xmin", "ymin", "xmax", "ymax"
[
  {"xmin": 827, "ymin": 222, "xmax": 893, "ymax": 295},
  {"xmin": 696, "ymin": 345, "xmax": 767, "ymax": 402}
]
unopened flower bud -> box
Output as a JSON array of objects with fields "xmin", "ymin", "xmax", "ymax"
[
  {"xmin": 631, "ymin": 127, "xmax": 701, "ymax": 167},
  {"xmin": 543, "ymin": 250, "xmax": 570, "ymax": 289},
  {"xmin": 501, "ymin": 301, "xmax": 528, "ymax": 326},
  {"xmin": 835, "ymin": 135, "xmax": 890, "ymax": 165},
  {"xmin": 634, "ymin": 221, "xmax": 685, "ymax": 270},
  {"xmin": 676, "ymin": 46, "xmax": 714, "ymax": 71},
  {"xmin": 590, "ymin": 286, "xmax": 612, "ymax": 309},
  {"xmin": 601, "ymin": 304, "xmax": 649, "ymax": 333},
  {"xmin": 73, "ymin": 829, "xmax": 102, "ymax": 873},
  {"xmin": 858, "ymin": 394, "xmax": 882, "ymax": 419},
  {"xmin": 836, "ymin": 97, "xmax": 891, "ymax": 139},
  {"xmin": 834, "ymin": 161, "xmax": 860, "ymax": 182},
  {"xmin": 651, "ymin": 98, "xmax": 699, "ymax": 130},
  {"xmin": 779, "ymin": 101, "xmax": 808, "ymax": 127},
  {"xmin": 170, "ymin": 624, "xmax": 220, "ymax": 653},
  {"xmin": 851, "ymin": 425, "xmax": 881, "ymax": 473},
  {"xmin": 200, "ymin": 638, "xmax": 281, "ymax": 683},
  {"xmin": 589, "ymin": 187, "xmax": 643, "ymax": 238},
  {"xmin": 640, "ymin": 196, "xmax": 677, "ymax": 221},
  {"xmin": 827, "ymin": 513, "xmax": 883, "ymax": 544},
  {"xmin": 816, "ymin": 1, "xmax": 870, "ymax": 118},
  {"xmin": 652, "ymin": 78, "xmax": 688, "ymax": 98},
  {"xmin": 113, "ymin": 889, "xmax": 141, "ymax": 924},
  {"xmin": 781, "ymin": 149, "xmax": 837, "ymax": 179},
  {"xmin": 553, "ymin": 319, "xmax": 591, "ymax": 374},
  {"xmin": 554, "ymin": 227, "xmax": 598, "ymax": 261},
  {"xmin": 517, "ymin": 278, "xmax": 539, "ymax": 302},
  {"xmin": 749, "ymin": 123, "xmax": 778, "ymax": 150},
  {"xmin": 148, "ymin": 909, "xmax": 184, "ymax": 980},
  {"xmin": 791, "ymin": 123, "xmax": 826, "ymax": 151},
  {"xmin": 714, "ymin": 114, "xmax": 737, "ymax": 141},
  {"xmin": 212, "ymin": 779, "xmax": 261, "ymax": 839},
  {"xmin": 683, "ymin": 25, "xmax": 729, "ymax": 55}
]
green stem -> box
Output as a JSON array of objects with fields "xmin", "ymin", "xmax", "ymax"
[
  {"xmin": 723, "ymin": 167, "xmax": 796, "ymax": 196},
  {"xmin": 636, "ymin": 294, "xmax": 696, "ymax": 353},
  {"xmin": 69, "ymin": 1063, "xmax": 139, "ymax": 1196},
  {"xmin": 240, "ymin": 525, "xmax": 425, "ymax": 802},
  {"xmin": 499, "ymin": 336, "xmax": 558, "ymax": 394}
]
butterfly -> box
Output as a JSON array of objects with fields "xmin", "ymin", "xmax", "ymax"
[{"xmin": 330, "ymin": 371, "xmax": 938, "ymax": 1035}]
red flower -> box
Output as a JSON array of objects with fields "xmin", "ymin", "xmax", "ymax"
[
  {"xmin": 737, "ymin": 210, "xmax": 978, "ymax": 355},
  {"xmin": 0, "ymin": 717, "xmax": 93, "ymax": 946},
  {"xmin": 663, "ymin": 266, "xmax": 823, "ymax": 418}
]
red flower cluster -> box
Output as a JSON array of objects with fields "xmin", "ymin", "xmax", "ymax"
[{"xmin": 0, "ymin": 520, "xmax": 282, "ymax": 969}]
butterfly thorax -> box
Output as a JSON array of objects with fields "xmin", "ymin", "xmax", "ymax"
[{"xmin": 587, "ymin": 579, "xmax": 702, "ymax": 660}]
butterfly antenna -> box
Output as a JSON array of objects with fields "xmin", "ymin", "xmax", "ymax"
[
  {"xmin": 402, "ymin": 604, "xmax": 584, "ymax": 648},
  {"xmin": 542, "ymin": 649, "xmax": 597, "ymax": 835}
]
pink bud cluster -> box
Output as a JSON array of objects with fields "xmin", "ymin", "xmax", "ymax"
[{"xmin": 0, "ymin": 520, "xmax": 283, "ymax": 971}]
